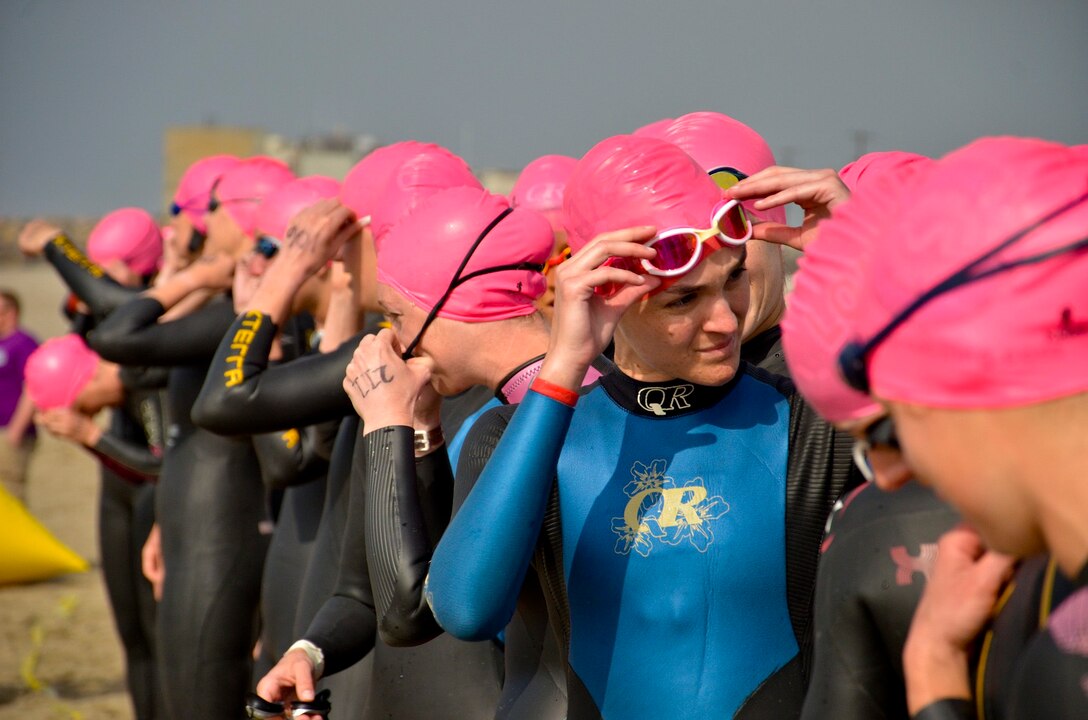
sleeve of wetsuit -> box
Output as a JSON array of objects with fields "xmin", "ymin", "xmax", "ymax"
[
  {"xmin": 362, "ymin": 426, "xmax": 453, "ymax": 646},
  {"xmin": 252, "ymin": 427, "xmax": 328, "ymax": 491},
  {"xmin": 301, "ymin": 427, "xmax": 379, "ymax": 676},
  {"xmin": 911, "ymin": 700, "xmax": 975, "ymax": 720},
  {"xmin": 191, "ymin": 312, "xmax": 359, "ymax": 435},
  {"xmin": 43, "ymin": 235, "xmax": 140, "ymax": 318},
  {"xmin": 88, "ymin": 435, "xmax": 160, "ymax": 483},
  {"xmin": 801, "ymin": 515, "xmax": 907, "ymax": 720},
  {"xmin": 426, "ymin": 391, "xmax": 573, "ymax": 641},
  {"xmin": 88, "ymin": 296, "xmax": 236, "ymax": 367}
]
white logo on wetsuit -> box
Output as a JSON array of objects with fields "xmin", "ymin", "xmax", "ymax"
[{"xmin": 636, "ymin": 385, "xmax": 695, "ymax": 416}]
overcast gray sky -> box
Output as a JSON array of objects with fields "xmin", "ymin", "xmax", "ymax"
[{"xmin": 2, "ymin": 0, "xmax": 1086, "ymax": 216}]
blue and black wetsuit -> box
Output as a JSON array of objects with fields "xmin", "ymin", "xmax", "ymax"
[{"xmin": 428, "ymin": 363, "xmax": 859, "ymax": 719}]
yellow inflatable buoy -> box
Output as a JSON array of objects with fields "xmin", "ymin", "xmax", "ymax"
[{"xmin": 0, "ymin": 484, "xmax": 88, "ymax": 585}]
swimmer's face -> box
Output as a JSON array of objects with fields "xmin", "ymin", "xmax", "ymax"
[
  {"xmin": 883, "ymin": 401, "xmax": 1044, "ymax": 559},
  {"xmin": 377, "ymin": 283, "xmax": 469, "ymax": 396},
  {"xmin": 614, "ymin": 246, "xmax": 749, "ymax": 386},
  {"xmin": 204, "ymin": 206, "xmax": 251, "ymax": 259}
]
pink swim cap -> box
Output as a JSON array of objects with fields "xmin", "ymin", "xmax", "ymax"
[
  {"xmin": 214, "ymin": 157, "xmax": 296, "ymax": 237},
  {"xmin": 632, "ymin": 117, "xmax": 674, "ymax": 138},
  {"xmin": 87, "ymin": 208, "xmax": 163, "ymax": 277},
  {"xmin": 173, "ymin": 155, "xmax": 242, "ymax": 234},
  {"xmin": 24, "ymin": 335, "xmax": 101, "ymax": 410},
  {"xmin": 564, "ymin": 134, "xmax": 724, "ymax": 253},
  {"xmin": 341, "ymin": 142, "xmax": 444, "ymax": 221},
  {"xmin": 783, "ymin": 157, "xmax": 934, "ymax": 423},
  {"xmin": 509, "ymin": 155, "xmax": 578, "ymax": 232},
  {"xmin": 254, "ymin": 176, "xmax": 341, "ymax": 240},
  {"xmin": 369, "ymin": 145, "xmax": 481, "ymax": 245},
  {"xmin": 653, "ymin": 111, "xmax": 787, "ymax": 226},
  {"xmin": 854, "ymin": 136, "xmax": 1088, "ymax": 409},
  {"xmin": 377, "ymin": 186, "xmax": 552, "ymax": 322},
  {"xmin": 839, "ymin": 151, "xmax": 931, "ymax": 193}
]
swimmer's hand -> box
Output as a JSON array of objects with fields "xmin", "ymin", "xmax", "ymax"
[
  {"xmin": 540, "ymin": 226, "xmax": 660, "ymax": 391},
  {"xmin": 255, "ymin": 647, "xmax": 318, "ymax": 709},
  {"xmin": 17, "ymin": 219, "xmax": 63, "ymax": 257},
  {"xmin": 141, "ymin": 523, "xmax": 164, "ymax": 601},
  {"xmin": 281, "ymin": 199, "xmax": 366, "ymax": 279},
  {"xmin": 728, "ymin": 166, "xmax": 850, "ymax": 252},
  {"xmin": 902, "ymin": 525, "xmax": 1015, "ymax": 714},
  {"xmin": 344, "ymin": 328, "xmax": 436, "ymax": 432},
  {"xmin": 36, "ymin": 407, "xmax": 102, "ymax": 447}
]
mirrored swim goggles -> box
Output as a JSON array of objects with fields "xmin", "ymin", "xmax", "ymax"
[{"xmin": 641, "ymin": 197, "xmax": 752, "ymax": 277}]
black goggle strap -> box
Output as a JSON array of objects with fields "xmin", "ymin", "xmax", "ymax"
[
  {"xmin": 399, "ymin": 207, "xmax": 516, "ymax": 360},
  {"xmin": 841, "ymin": 190, "xmax": 1088, "ymax": 392}
]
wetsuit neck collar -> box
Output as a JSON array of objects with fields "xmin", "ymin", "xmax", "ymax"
[
  {"xmin": 600, "ymin": 365, "xmax": 745, "ymax": 418},
  {"xmin": 496, "ymin": 355, "xmax": 605, "ymax": 405}
]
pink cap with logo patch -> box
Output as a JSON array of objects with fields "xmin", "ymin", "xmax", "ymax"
[
  {"xmin": 378, "ymin": 186, "xmax": 552, "ymax": 322},
  {"xmin": 854, "ymin": 136, "xmax": 1088, "ymax": 408},
  {"xmin": 87, "ymin": 208, "xmax": 163, "ymax": 277},
  {"xmin": 24, "ymin": 334, "xmax": 101, "ymax": 410}
]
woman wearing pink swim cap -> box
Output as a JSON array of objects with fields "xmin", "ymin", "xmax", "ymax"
[
  {"xmin": 333, "ymin": 185, "xmax": 579, "ymax": 720},
  {"xmin": 807, "ymin": 137, "xmax": 1088, "ymax": 719},
  {"xmin": 424, "ymin": 135, "xmax": 860, "ymax": 719}
]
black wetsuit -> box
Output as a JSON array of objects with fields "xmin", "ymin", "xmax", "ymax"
[
  {"xmin": 42, "ymin": 236, "xmax": 163, "ymax": 720},
  {"xmin": 299, "ymin": 384, "xmax": 505, "ymax": 719},
  {"xmin": 192, "ymin": 311, "xmax": 378, "ymax": 715},
  {"xmin": 428, "ymin": 364, "xmax": 861, "ymax": 719},
  {"xmin": 361, "ymin": 356, "xmax": 611, "ymax": 719},
  {"xmin": 808, "ymin": 480, "xmax": 1082, "ymax": 719},
  {"xmin": 90, "ymin": 295, "xmax": 268, "ymax": 720},
  {"xmin": 802, "ymin": 481, "xmax": 961, "ymax": 719},
  {"xmin": 912, "ymin": 558, "xmax": 1084, "ymax": 720},
  {"xmin": 741, "ymin": 325, "xmax": 787, "ymax": 377}
]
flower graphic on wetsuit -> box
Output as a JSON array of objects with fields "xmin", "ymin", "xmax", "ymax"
[{"xmin": 612, "ymin": 459, "xmax": 730, "ymax": 557}]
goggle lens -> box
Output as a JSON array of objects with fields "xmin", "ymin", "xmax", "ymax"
[
  {"xmin": 716, "ymin": 203, "xmax": 750, "ymax": 241},
  {"xmin": 649, "ymin": 233, "xmax": 699, "ymax": 274}
]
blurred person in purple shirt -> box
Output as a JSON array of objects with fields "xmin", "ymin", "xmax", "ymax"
[{"xmin": 0, "ymin": 289, "xmax": 39, "ymax": 503}]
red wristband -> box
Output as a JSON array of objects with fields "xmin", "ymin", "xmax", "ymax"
[{"xmin": 531, "ymin": 377, "xmax": 579, "ymax": 408}]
